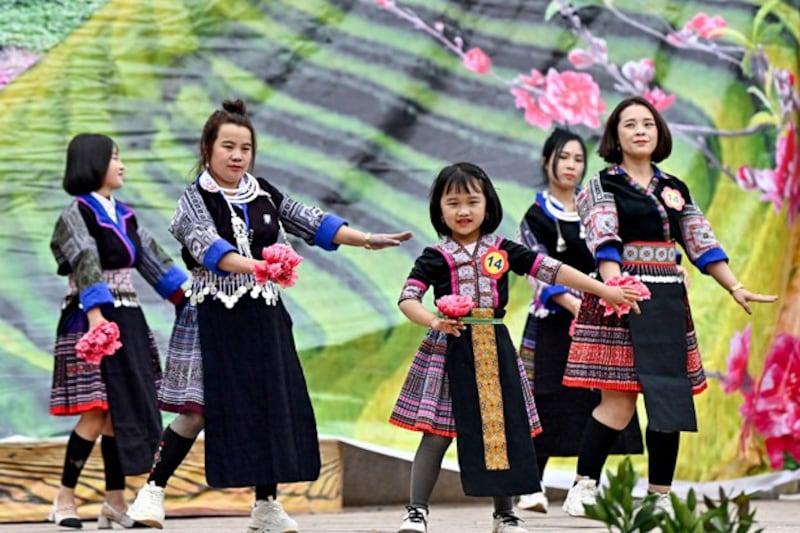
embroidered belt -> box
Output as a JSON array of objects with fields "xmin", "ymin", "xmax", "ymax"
[
  {"xmin": 622, "ymin": 241, "xmax": 677, "ymax": 264},
  {"xmin": 470, "ymin": 307, "xmax": 509, "ymax": 470},
  {"xmin": 440, "ymin": 314, "xmax": 504, "ymax": 325},
  {"xmin": 186, "ymin": 267, "xmax": 279, "ymax": 309},
  {"xmin": 66, "ymin": 268, "xmax": 140, "ymax": 308}
]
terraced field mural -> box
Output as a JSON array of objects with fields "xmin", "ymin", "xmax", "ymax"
[{"xmin": 0, "ymin": 0, "xmax": 798, "ymax": 483}]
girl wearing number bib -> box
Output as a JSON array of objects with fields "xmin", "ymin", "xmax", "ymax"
[{"xmin": 389, "ymin": 162, "xmax": 642, "ymax": 533}]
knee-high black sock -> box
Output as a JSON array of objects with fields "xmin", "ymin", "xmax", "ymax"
[
  {"xmin": 255, "ymin": 484, "xmax": 277, "ymax": 501},
  {"xmin": 101, "ymin": 435, "xmax": 125, "ymax": 491},
  {"xmin": 646, "ymin": 428, "xmax": 680, "ymax": 487},
  {"xmin": 576, "ymin": 417, "xmax": 622, "ymax": 482},
  {"xmin": 537, "ymin": 455, "xmax": 549, "ymax": 482},
  {"xmin": 148, "ymin": 426, "xmax": 196, "ymax": 487},
  {"xmin": 61, "ymin": 431, "xmax": 95, "ymax": 488}
]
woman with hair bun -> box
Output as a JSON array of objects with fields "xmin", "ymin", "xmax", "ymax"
[{"xmin": 127, "ymin": 99, "xmax": 412, "ymax": 532}]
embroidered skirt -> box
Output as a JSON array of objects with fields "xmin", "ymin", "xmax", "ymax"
[
  {"xmin": 520, "ymin": 311, "xmax": 643, "ymax": 457},
  {"xmin": 390, "ymin": 329, "xmax": 540, "ymax": 438},
  {"xmin": 563, "ymin": 242, "xmax": 707, "ymax": 431},
  {"xmin": 159, "ymin": 304, "xmax": 204, "ymax": 414},
  {"xmin": 50, "ymin": 298, "xmax": 162, "ymax": 474}
]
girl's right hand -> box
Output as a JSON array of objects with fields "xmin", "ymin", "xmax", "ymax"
[
  {"xmin": 431, "ymin": 317, "xmax": 467, "ymax": 337},
  {"xmin": 602, "ymin": 285, "xmax": 642, "ymax": 315}
]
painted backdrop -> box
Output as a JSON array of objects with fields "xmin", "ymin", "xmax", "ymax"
[{"xmin": 1, "ymin": 0, "xmax": 798, "ymax": 482}]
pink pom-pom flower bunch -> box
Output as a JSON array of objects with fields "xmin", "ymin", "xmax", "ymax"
[
  {"xmin": 435, "ymin": 294, "xmax": 474, "ymax": 318},
  {"xmin": 75, "ymin": 321, "xmax": 123, "ymax": 365},
  {"xmin": 253, "ymin": 243, "xmax": 303, "ymax": 288}
]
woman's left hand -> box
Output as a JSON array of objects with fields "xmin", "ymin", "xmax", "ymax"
[
  {"xmin": 365, "ymin": 231, "xmax": 413, "ymax": 250},
  {"xmin": 732, "ymin": 287, "xmax": 778, "ymax": 314}
]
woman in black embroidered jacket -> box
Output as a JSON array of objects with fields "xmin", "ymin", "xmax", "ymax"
[{"xmin": 560, "ymin": 96, "xmax": 777, "ymax": 517}]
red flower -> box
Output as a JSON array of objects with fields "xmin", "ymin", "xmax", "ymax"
[
  {"xmin": 462, "ymin": 47, "xmax": 492, "ymax": 75},
  {"xmin": 75, "ymin": 321, "xmax": 122, "ymax": 365},
  {"xmin": 436, "ymin": 294, "xmax": 474, "ymax": 318},
  {"xmin": 510, "ymin": 88, "xmax": 552, "ymax": 129},
  {"xmin": 741, "ymin": 334, "xmax": 800, "ymax": 469},
  {"xmin": 722, "ymin": 325, "xmax": 752, "ymax": 394},
  {"xmin": 599, "ymin": 274, "xmax": 651, "ymax": 317},
  {"xmin": 253, "ymin": 243, "xmax": 303, "ymax": 288}
]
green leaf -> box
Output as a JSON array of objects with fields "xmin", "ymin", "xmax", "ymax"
[
  {"xmin": 715, "ymin": 27, "xmax": 752, "ymax": 48},
  {"xmin": 747, "ymin": 110, "xmax": 779, "ymax": 129},
  {"xmin": 543, "ymin": 0, "xmax": 560, "ymax": 21},
  {"xmin": 751, "ymin": 0, "xmax": 783, "ymax": 42}
]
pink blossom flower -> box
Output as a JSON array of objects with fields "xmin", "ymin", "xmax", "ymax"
[
  {"xmin": 537, "ymin": 68, "xmax": 607, "ymax": 129},
  {"xmin": 462, "ymin": 47, "xmax": 492, "ymax": 75},
  {"xmin": 741, "ymin": 334, "xmax": 800, "ymax": 469},
  {"xmin": 253, "ymin": 243, "xmax": 303, "ymax": 288},
  {"xmin": 519, "ymin": 68, "xmax": 546, "ymax": 89},
  {"xmin": 722, "ymin": 325, "xmax": 752, "ymax": 394},
  {"xmin": 510, "ymin": 88, "xmax": 552, "ymax": 129},
  {"xmin": 685, "ymin": 12, "xmax": 728, "ymax": 40},
  {"xmin": 621, "ymin": 58, "xmax": 655, "ymax": 92},
  {"xmin": 436, "ymin": 294, "xmax": 474, "ymax": 318},
  {"xmin": 75, "ymin": 321, "xmax": 123, "ymax": 365},
  {"xmin": 735, "ymin": 123, "xmax": 800, "ymax": 223},
  {"xmin": 644, "ymin": 87, "xmax": 676, "ymax": 112},
  {"xmin": 374, "ymin": 0, "xmax": 392, "ymax": 8},
  {"xmin": 567, "ymin": 49, "xmax": 596, "ymax": 69}
]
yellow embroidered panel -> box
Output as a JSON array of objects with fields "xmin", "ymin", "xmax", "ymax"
[{"xmin": 471, "ymin": 307, "xmax": 509, "ymax": 470}]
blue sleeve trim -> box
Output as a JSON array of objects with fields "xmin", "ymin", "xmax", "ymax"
[
  {"xmin": 80, "ymin": 282, "xmax": 114, "ymax": 312},
  {"xmin": 675, "ymin": 249, "xmax": 683, "ymax": 265},
  {"xmin": 541, "ymin": 285, "xmax": 569, "ymax": 312},
  {"xmin": 596, "ymin": 245, "xmax": 622, "ymax": 265},
  {"xmin": 695, "ymin": 247, "xmax": 728, "ymax": 273},
  {"xmin": 203, "ymin": 239, "xmax": 237, "ymax": 276},
  {"xmin": 313, "ymin": 213, "xmax": 348, "ymax": 251},
  {"xmin": 154, "ymin": 265, "xmax": 189, "ymax": 299}
]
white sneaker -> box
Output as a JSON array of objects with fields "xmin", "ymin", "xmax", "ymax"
[
  {"xmin": 653, "ymin": 492, "xmax": 674, "ymax": 519},
  {"xmin": 517, "ymin": 488, "xmax": 548, "ymax": 513},
  {"xmin": 397, "ymin": 506, "xmax": 428, "ymax": 533},
  {"xmin": 126, "ymin": 481, "xmax": 165, "ymax": 528},
  {"xmin": 247, "ymin": 498, "xmax": 299, "ymax": 532},
  {"xmin": 492, "ymin": 511, "xmax": 528, "ymax": 533},
  {"xmin": 562, "ymin": 478, "xmax": 598, "ymax": 517}
]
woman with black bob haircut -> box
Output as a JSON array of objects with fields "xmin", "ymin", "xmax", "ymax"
[
  {"xmin": 561, "ymin": 96, "xmax": 776, "ymax": 518},
  {"xmin": 62, "ymin": 134, "xmax": 117, "ymax": 195},
  {"xmin": 50, "ymin": 133, "xmax": 188, "ymax": 529}
]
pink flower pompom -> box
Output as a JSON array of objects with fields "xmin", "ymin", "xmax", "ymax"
[
  {"xmin": 599, "ymin": 274, "xmax": 652, "ymax": 316},
  {"xmin": 75, "ymin": 321, "xmax": 122, "ymax": 365},
  {"xmin": 253, "ymin": 243, "xmax": 303, "ymax": 288},
  {"xmin": 436, "ymin": 294, "xmax": 474, "ymax": 318}
]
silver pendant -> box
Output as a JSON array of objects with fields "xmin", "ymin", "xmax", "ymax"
[{"xmin": 556, "ymin": 236, "xmax": 567, "ymax": 253}]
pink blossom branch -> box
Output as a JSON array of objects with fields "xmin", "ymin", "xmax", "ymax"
[{"xmin": 599, "ymin": 0, "xmax": 744, "ymax": 66}]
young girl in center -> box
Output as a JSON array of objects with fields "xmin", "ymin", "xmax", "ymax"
[{"xmin": 389, "ymin": 162, "xmax": 642, "ymax": 533}]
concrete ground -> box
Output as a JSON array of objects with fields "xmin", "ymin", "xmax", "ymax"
[{"xmin": 2, "ymin": 498, "xmax": 798, "ymax": 532}]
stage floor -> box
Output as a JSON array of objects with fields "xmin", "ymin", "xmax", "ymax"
[{"xmin": 3, "ymin": 499, "xmax": 799, "ymax": 532}]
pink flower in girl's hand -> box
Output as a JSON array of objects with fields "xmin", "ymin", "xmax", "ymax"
[
  {"xmin": 599, "ymin": 274, "xmax": 651, "ymax": 316},
  {"xmin": 253, "ymin": 244, "xmax": 303, "ymax": 288},
  {"xmin": 436, "ymin": 294, "xmax": 474, "ymax": 318},
  {"xmin": 75, "ymin": 321, "xmax": 122, "ymax": 365}
]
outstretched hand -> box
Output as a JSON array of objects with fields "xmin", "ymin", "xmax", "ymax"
[
  {"xmin": 366, "ymin": 231, "xmax": 413, "ymax": 250},
  {"xmin": 732, "ymin": 288, "xmax": 778, "ymax": 315}
]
